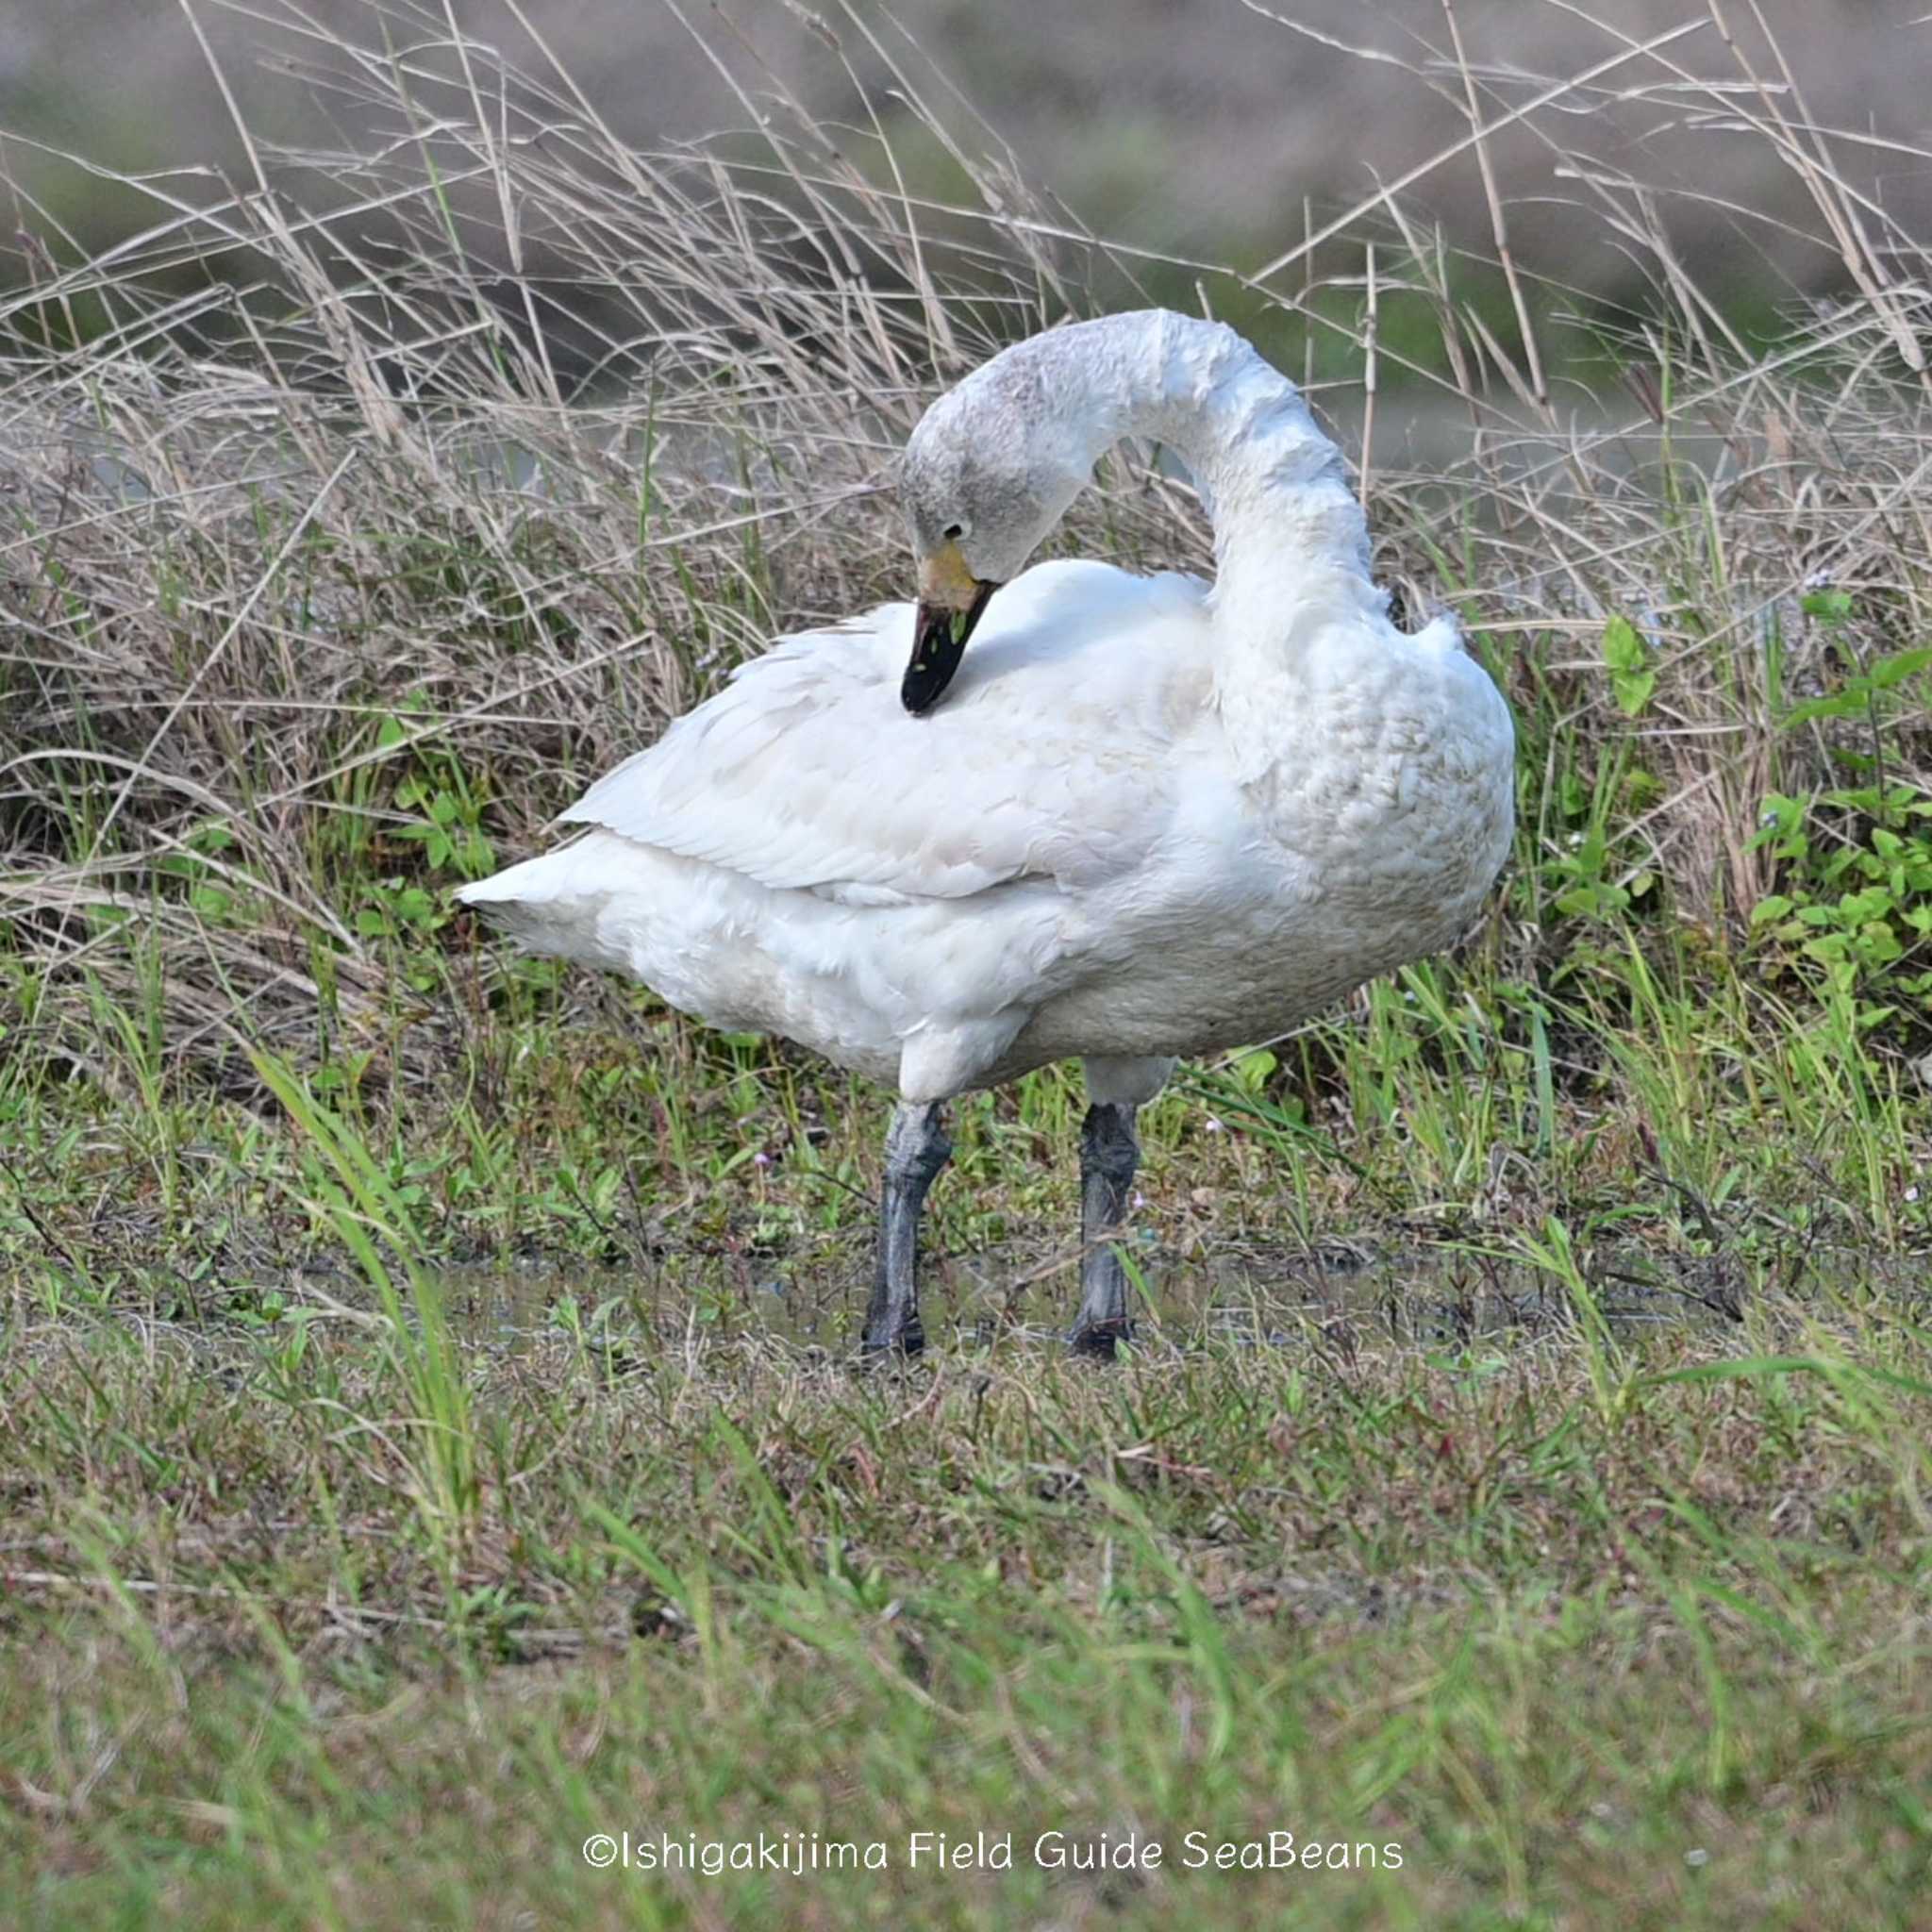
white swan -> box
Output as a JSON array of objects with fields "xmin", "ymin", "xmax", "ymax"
[{"xmin": 458, "ymin": 310, "xmax": 1514, "ymax": 1354}]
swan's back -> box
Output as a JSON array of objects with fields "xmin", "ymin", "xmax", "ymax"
[{"xmin": 558, "ymin": 558, "xmax": 1216, "ymax": 906}]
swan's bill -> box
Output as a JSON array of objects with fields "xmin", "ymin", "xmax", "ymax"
[{"xmin": 904, "ymin": 541, "xmax": 998, "ymax": 715}]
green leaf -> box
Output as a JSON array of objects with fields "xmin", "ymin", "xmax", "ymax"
[
  {"xmin": 1857, "ymin": 923, "xmax": 1904, "ymax": 965},
  {"xmin": 1643, "ymin": 1354, "xmax": 1932, "ymax": 1398},
  {"xmin": 1613, "ymin": 669, "xmax": 1656, "ymax": 717},
  {"xmin": 1800, "ymin": 588, "xmax": 1853, "ymax": 623},
  {"xmin": 1785, "ymin": 691, "xmax": 1863, "ymax": 728},
  {"xmin": 1230, "ymin": 1048, "xmax": 1278, "ymax": 1094},
  {"xmin": 1603, "ymin": 614, "xmax": 1656, "ymax": 717},
  {"xmin": 1868, "ymin": 646, "xmax": 1932, "ymax": 690},
  {"xmin": 1555, "ymin": 883, "xmax": 1629, "ymax": 920},
  {"xmin": 1603, "ymin": 613, "xmax": 1645, "ymax": 672}
]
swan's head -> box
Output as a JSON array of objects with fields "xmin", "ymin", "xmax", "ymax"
[{"xmin": 898, "ymin": 350, "xmax": 1094, "ymax": 713}]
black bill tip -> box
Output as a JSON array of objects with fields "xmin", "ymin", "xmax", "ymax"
[{"xmin": 902, "ymin": 578, "xmax": 997, "ymax": 715}]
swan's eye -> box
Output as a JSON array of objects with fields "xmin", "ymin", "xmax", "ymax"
[{"xmin": 943, "ymin": 522, "xmax": 966, "ymax": 541}]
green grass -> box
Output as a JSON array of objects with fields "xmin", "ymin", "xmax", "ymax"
[
  {"xmin": 5, "ymin": 0, "xmax": 1932, "ymax": 1923},
  {"xmin": 6, "ymin": 1229, "xmax": 1932, "ymax": 1928},
  {"xmin": 4, "ymin": 950, "xmax": 1931, "ymax": 1926}
]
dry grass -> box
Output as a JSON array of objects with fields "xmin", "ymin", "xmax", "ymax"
[{"xmin": 2, "ymin": 0, "xmax": 1930, "ymax": 1085}]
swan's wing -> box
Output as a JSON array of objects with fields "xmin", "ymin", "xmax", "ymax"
[{"xmin": 560, "ymin": 559, "xmax": 1213, "ymax": 903}]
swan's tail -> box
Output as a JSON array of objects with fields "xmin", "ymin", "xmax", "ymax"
[{"xmin": 455, "ymin": 833, "xmax": 633, "ymax": 970}]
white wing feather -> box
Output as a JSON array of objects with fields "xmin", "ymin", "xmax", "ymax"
[{"xmin": 560, "ymin": 559, "xmax": 1213, "ymax": 904}]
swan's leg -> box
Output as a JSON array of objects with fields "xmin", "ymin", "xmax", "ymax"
[
  {"xmin": 861, "ymin": 1101, "xmax": 951, "ymax": 1356},
  {"xmin": 1069, "ymin": 1057, "xmax": 1173, "ymax": 1356},
  {"xmin": 1070, "ymin": 1100, "xmax": 1142, "ymax": 1353}
]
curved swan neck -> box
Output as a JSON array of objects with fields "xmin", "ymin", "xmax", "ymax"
[{"xmin": 1055, "ymin": 311, "xmax": 1372, "ymax": 616}]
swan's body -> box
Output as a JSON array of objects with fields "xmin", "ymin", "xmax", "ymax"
[
  {"xmin": 472, "ymin": 558, "xmax": 1507, "ymax": 1093},
  {"xmin": 460, "ymin": 310, "xmax": 1514, "ymax": 1352}
]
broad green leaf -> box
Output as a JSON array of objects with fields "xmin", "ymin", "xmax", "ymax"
[
  {"xmin": 1603, "ymin": 614, "xmax": 1655, "ymax": 717},
  {"xmin": 1868, "ymin": 646, "xmax": 1932, "ymax": 689}
]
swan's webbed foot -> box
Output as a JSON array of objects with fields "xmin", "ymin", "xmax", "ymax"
[
  {"xmin": 859, "ymin": 1101, "xmax": 950, "ymax": 1357},
  {"xmin": 1068, "ymin": 1100, "xmax": 1141, "ymax": 1357},
  {"xmin": 1068, "ymin": 1310, "xmax": 1135, "ymax": 1358}
]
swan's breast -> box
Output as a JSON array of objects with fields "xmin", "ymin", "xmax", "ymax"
[{"xmin": 1264, "ymin": 626, "xmax": 1513, "ymax": 911}]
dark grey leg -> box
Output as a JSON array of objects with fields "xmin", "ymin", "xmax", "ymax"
[
  {"xmin": 861, "ymin": 1102, "xmax": 951, "ymax": 1356},
  {"xmin": 1070, "ymin": 1100, "xmax": 1141, "ymax": 1355}
]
